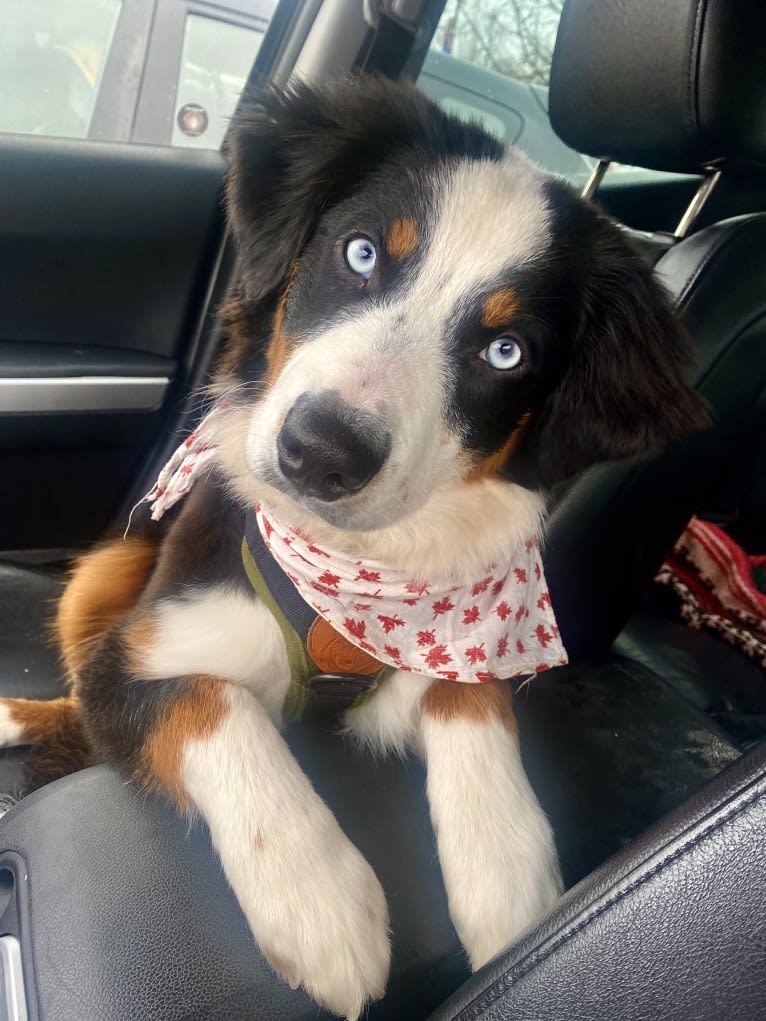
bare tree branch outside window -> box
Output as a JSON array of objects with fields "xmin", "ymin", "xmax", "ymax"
[{"xmin": 436, "ymin": 0, "xmax": 565, "ymax": 86}]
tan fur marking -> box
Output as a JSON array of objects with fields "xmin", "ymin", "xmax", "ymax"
[
  {"xmin": 2, "ymin": 696, "xmax": 92, "ymax": 782},
  {"xmin": 265, "ymin": 263, "xmax": 301, "ymax": 384},
  {"xmin": 143, "ymin": 676, "xmax": 227, "ymax": 808},
  {"xmin": 421, "ymin": 678, "xmax": 519, "ymax": 743},
  {"xmin": 481, "ymin": 287, "xmax": 519, "ymax": 328},
  {"xmin": 253, "ymin": 831, "xmax": 265, "ymax": 851},
  {"xmin": 468, "ymin": 411, "xmax": 532, "ymax": 481},
  {"xmin": 214, "ymin": 292, "xmax": 255, "ymax": 382},
  {"xmin": 122, "ymin": 611, "xmax": 159, "ymax": 674},
  {"xmin": 56, "ymin": 537, "xmax": 158, "ymax": 679},
  {"xmin": 386, "ymin": 218, "xmax": 418, "ymax": 260}
]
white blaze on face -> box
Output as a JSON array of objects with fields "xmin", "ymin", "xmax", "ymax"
[{"xmin": 246, "ymin": 151, "xmax": 552, "ymax": 530}]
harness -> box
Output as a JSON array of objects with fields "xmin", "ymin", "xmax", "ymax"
[{"xmin": 242, "ymin": 508, "xmax": 391, "ymax": 721}]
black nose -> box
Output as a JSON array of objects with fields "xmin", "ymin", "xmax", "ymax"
[{"xmin": 277, "ymin": 392, "xmax": 391, "ymax": 502}]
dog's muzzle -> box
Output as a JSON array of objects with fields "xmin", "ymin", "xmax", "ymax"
[{"xmin": 277, "ymin": 391, "xmax": 391, "ymax": 502}]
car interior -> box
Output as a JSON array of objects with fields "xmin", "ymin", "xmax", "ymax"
[{"xmin": 0, "ymin": 0, "xmax": 764, "ymax": 1018}]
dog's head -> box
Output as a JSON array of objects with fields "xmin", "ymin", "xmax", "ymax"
[{"xmin": 215, "ymin": 76, "xmax": 707, "ymax": 546}]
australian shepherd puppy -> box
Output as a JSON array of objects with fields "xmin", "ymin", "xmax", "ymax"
[{"xmin": 0, "ymin": 78, "xmax": 706, "ymax": 1018}]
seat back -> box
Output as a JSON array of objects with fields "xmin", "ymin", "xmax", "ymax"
[{"xmin": 541, "ymin": 0, "xmax": 766, "ymax": 657}]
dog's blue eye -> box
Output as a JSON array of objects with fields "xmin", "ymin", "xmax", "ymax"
[
  {"xmin": 482, "ymin": 338, "xmax": 523, "ymax": 370},
  {"xmin": 345, "ymin": 237, "xmax": 377, "ymax": 278}
]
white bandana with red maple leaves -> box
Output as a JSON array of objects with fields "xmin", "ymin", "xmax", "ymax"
[
  {"xmin": 255, "ymin": 504, "xmax": 567, "ymax": 683},
  {"xmin": 136, "ymin": 409, "xmax": 568, "ymax": 684}
]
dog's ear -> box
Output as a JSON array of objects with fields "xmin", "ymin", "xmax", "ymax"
[
  {"xmin": 226, "ymin": 79, "xmax": 410, "ymax": 301},
  {"xmin": 225, "ymin": 77, "xmax": 502, "ymax": 302},
  {"xmin": 525, "ymin": 215, "xmax": 710, "ymax": 487}
]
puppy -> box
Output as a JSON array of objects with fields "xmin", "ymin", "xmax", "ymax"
[{"xmin": 0, "ymin": 77, "xmax": 707, "ymax": 1018}]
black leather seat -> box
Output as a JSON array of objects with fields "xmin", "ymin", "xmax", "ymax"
[{"xmin": 0, "ymin": 0, "xmax": 765, "ymax": 1018}]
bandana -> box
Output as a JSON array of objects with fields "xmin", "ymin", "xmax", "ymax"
[
  {"xmin": 135, "ymin": 409, "xmax": 568, "ymax": 683},
  {"xmin": 255, "ymin": 503, "xmax": 567, "ymax": 683}
]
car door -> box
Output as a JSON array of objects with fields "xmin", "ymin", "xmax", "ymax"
[{"xmin": 0, "ymin": 0, "xmax": 281, "ymax": 556}]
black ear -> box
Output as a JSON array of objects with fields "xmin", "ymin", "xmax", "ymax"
[
  {"xmin": 225, "ymin": 76, "xmax": 503, "ymax": 302},
  {"xmin": 225, "ymin": 78, "xmax": 422, "ymax": 302},
  {"xmin": 526, "ymin": 213, "xmax": 710, "ymax": 487}
]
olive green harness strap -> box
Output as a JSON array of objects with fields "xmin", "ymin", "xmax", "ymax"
[{"xmin": 241, "ymin": 536, "xmax": 317, "ymax": 723}]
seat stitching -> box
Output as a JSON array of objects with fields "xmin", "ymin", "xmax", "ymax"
[{"xmin": 454, "ymin": 780, "xmax": 765, "ymax": 1019}]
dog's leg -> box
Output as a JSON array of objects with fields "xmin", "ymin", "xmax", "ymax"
[
  {"xmin": 79, "ymin": 636, "xmax": 390, "ymax": 1020},
  {"xmin": 0, "ymin": 696, "xmax": 91, "ymax": 782},
  {"xmin": 419, "ymin": 679, "xmax": 562, "ymax": 970}
]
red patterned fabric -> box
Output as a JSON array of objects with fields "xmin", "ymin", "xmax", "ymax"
[
  {"xmin": 656, "ymin": 516, "xmax": 766, "ymax": 668},
  {"xmin": 136, "ymin": 409, "xmax": 569, "ymax": 684},
  {"xmin": 255, "ymin": 504, "xmax": 567, "ymax": 684}
]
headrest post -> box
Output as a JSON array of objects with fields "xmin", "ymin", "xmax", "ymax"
[
  {"xmin": 674, "ymin": 167, "xmax": 722, "ymax": 239},
  {"xmin": 581, "ymin": 159, "xmax": 610, "ymax": 201}
]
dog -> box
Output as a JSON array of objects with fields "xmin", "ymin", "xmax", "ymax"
[{"xmin": 0, "ymin": 77, "xmax": 707, "ymax": 1018}]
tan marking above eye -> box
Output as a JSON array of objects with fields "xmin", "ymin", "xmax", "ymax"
[
  {"xmin": 386, "ymin": 218, "xmax": 419, "ymax": 260},
  {"xmin": 481, "ymin": 287, "xmax": 519, "ymax": 329}
]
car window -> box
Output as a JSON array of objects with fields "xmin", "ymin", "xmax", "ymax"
[
  {"xmin": 418, "ymin": 0, "xmax": 594, "ymax": 183},
  {"xmin": 172, "ymin": 15, "xmax": 265, "ymax": 150},
  {"xmin": 0, "ymin": 0, "xmax": 122, "ymax": 140}
]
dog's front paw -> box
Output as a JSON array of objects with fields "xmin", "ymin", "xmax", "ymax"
[
  {"xmin": 251, "ymin": 819, "xmax": 390, "ymax": 1020},
  {"xmin": 448, "ymin": 799, "xmax": 563, "ymax": 971}
]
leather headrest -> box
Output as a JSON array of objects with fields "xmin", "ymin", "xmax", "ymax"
[{"xmin": 549, "ymin": 0, "xmax": 766, "ymax": 174}]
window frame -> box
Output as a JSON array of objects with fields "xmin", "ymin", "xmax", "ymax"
[{"xmin": 132, "ymin": 0, "xmax": 271, "ymax": 146}]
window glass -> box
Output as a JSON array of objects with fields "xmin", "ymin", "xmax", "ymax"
[
  {"xmin": 172, "ymin": 16, "xmax": 264, "ymax": 150},
  {"xmin": 0, "ymin": 0, "xmax": 121, "ymax": 139},
  {"xmin": 418, "ymin": 0, "xmax": 596, "ymax": 182}
]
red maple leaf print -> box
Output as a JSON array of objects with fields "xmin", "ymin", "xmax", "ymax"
[
  {"xmin": 463, "ymin": 605, "xmax": 481, "ymax": 625},
  {"xmin": 535, "ymin": 663, "xmax": 551, "ymax": 673},
  {"xmin": 360, "ymin": 589, "xmax": 383, "ymax": 600},
  {"xmin": 534, "ymin": 562, "xmax": 541, "ymax": 580},
  {"xmin": 353, "ymin": 603, "xmax": 372, "ymax": 612},
  {"xmin": 403, "ymin": 598, "xmax": 420, "ymax": 606},
  {"xmin": 423, "ymin": 644, "xmax": 453, "ymax": 670},
  {"xmin": 343, "ymin": 617, "xmax": 366, "ymax": 640},
  {"xmin": 432, "ymin": 596, "xmax": 455, "ymax": 619},
  {"xmin": 465, "ymin": 643, "xmax": 487, "ymax": 665},
  {"xmin": 406, "ymin": 580, "xmax": 431, "ymax": 596},
  {"xmin": 537, "ymin": 591, "xmax": 552, "ymax": 611},
  {"xmin": 491, "ymin": 580, "xmax": 504, "ymax": 598},
  {"xmin": 516, "ymin": 639, "xmax": 526, "ymax": 654},
  {"xmin": 535, "ymin": 624, "xmax": 553, "ymax": 647},
  {"xmin": 471, "ymin": 576, "xmax": 493, "ymax": 596},
  {"xmin": 307, "ymin": 543, "xmax": 330, "ymax": 558},
  {"xmin": 513, "ymin": 567, "xmax": 527, "ymax": 584},
  {"xmin": 496, "ymin": 635, "xmax": 509, "ymax": 658},
  {"xmin": 360, "ymin": 640, "xmax": 376, "ymax": 654},
  {"xmin": 417, "ymin": 629, "xmax": 436, "ymax": 647},
  {"xmin": 377, "ymin": 613, "xmax": 405, "ymax": 634},
  {"xmin": 476, "ymin": 671, "xmax": 496, "ymax": 683},
  {"xmin": 311, "ymin": 582, "xmax": 339, "ymax": 598},
  {"xmin": 180, "ymin": 463, "xmax": 194, "ymax": 476},
  {"xmin": 317, "ymin": 570, "xmax": 341, "ymax": 588},
  {"xmin": 262, "ymin": 517, "xmax": 274, "ymax": 541},
  {"xmin": 525, "ymin": 539, "xmax": 536, "ymax": 552},
  {"xmin": 383, "ymin": 645, "xmax": 401, "ymax": 661},
  {"xmin": 495, "ymin": 600, "xmax": 511, "ymax": 622},
  {"xmin": 356, "ymin": 568, "xmax": 381, "ymax": 582},
  {"xmin": 436, "ymin": 670, "xmax": 459, "ymax": 681},
  {"xmin": 281, "ymin": 534, "xmax": 293, "ymax": 546},
  {"xmin": 515, "ymin": 605, "xmax": 527, "ymax": 624}
]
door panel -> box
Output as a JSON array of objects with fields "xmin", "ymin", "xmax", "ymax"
[{"xmin": 0, "ymin": 137, "xmax": 227, "ymax": 553}]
